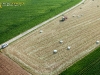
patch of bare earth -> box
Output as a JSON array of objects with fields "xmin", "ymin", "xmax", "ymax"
[
  {"xmin": 2, "ymin": 0, "xmax": 100, "ymax": 75},
  {"xmin": 0, "ymin": 53, "xmax": 31, "ymax": 75}
]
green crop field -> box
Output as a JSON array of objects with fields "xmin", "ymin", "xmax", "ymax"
[
  {"xmin": 60, "ymin": 47, "xmax": 100, "ymax": 75},
  {"xmin": 0, "ymin": 0, "xmax": 81, "ymax": 44}
]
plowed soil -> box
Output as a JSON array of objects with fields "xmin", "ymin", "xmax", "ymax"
[{"xmin": 0, "ymin": 53, "xmax": 30, "ymax": 75}]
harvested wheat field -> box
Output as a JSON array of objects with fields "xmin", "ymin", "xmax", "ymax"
[
  {"xmin": 2, "ymin": 0, "xmax": 100, "ymax": 75},
  {"xmin": 0, "ymin": 53, "xmax": 30, "ymax": 75}
]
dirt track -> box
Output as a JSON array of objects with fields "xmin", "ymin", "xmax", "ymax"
[
  {"xmin": 0, "ymin": 53, "xmax": 30, "ymax": 75},
  {"xmin": 2, "ymin": 0, "xmax": 100, "ymax": 75}
]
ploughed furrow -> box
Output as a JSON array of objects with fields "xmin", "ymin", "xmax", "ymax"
[
  {"xmin": 34, "ymin": 18, "xmax": 100, "ymax": 59},
  {"xmin": 43, "ymin": 20, "xmax": 100, "ymax": 63}
]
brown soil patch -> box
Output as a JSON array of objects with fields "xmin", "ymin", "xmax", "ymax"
[{"xmin": 0, "ymin": 53, "xmax": 30, "ymax": 75}]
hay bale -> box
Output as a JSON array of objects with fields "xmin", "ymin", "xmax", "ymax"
[
  {"xmin": 67, "ymin": 46, "xmax": 71, "ymax": 50},
  {"xmin": 72, "ymin": 15, "xmax": 76, "ymax": 17},
  {"xmin": 40, "ymin": 30, "xmax": 43, "ymax": 33},
  {"xmin": 96, "ymin": 41, "xmax": 99, "ymax": 44},
  {"xmin": 59, "ymin": 40, "xmax": 63, "ymax": 44},
  {"xmin": 53, "ymin": 50, "xmax": 57, "ymax": 54}
]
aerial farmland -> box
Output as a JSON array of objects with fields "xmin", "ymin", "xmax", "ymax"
[{"xmin": 0, "ymin": 0, "xmax": 100, "ymax": 75}]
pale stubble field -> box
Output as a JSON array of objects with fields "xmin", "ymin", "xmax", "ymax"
[{"xmin": 2, "ymin": 0, "xmax": 100, "ymax": 75}]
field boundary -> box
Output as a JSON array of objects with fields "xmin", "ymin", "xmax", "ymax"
[
  {"xmin": 59, "ymin": 45, "xmax": 100, "ymax": 75},
  {"xmin": 0, "ymin": 0, "xmax": 85, "ymax": 48},
  {"xmin": 51, "ymin": 17, "xmax": 100, "ymax": 75}
]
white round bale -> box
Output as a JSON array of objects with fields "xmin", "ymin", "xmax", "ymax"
[
  {"xmin": 67, "ymin": 46, "xmax": 71, "ymax": 50},
  {"xmin": 40, "ymin": 30, "xmax": 43, "ymax": 33},
  {"xmin": 96, "ymin": 41, "xmax": 99, "ymax": 44},
  {"xmin": 59, "ymin": 40, "xmax": 63, "ymax": 44},
  {"xmin": 53, "ymin": 50, "xmax": 57, "ymax": 54},
  {"xmin": 72, "ymin": 15, "xmax": 76, "ymax": 17}
]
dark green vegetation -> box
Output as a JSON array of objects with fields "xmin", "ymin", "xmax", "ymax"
[
  {"xmin": 60, "ymin": 47, "xmax": 100, "ymax": 75},
  {"xmin": 0, "ymin": 0, "xmax": 81, "ymax": 44}
]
